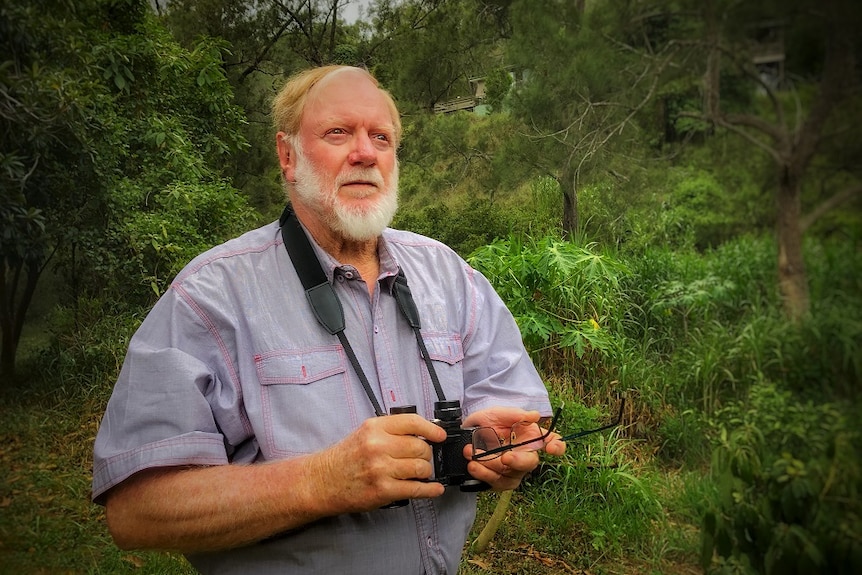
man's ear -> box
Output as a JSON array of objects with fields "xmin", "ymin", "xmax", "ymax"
[{"xmin": 276, "ymin": 132, "xmax": 296, "ymax": 181}]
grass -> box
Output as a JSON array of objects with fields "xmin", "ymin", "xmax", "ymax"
[{"xmin": 0, "ymin": 368, "xmax": 194, "ymax": 575}]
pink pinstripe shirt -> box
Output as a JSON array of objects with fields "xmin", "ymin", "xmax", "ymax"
[{"xmin": 93, "ymin": 218, "xmax": 551, "ymax": 574}]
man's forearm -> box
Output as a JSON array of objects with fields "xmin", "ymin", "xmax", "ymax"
[
  {"xmin": 103, "ymin": 415, "xmax": 448, "ymax": 553},
  {"xmin": 105, "ymin": 454, "xmax": 334, "ymax": 553}
]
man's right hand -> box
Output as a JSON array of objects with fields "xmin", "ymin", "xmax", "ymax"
[{"xmin": 310, "ymin": 413, "xmax": 448, "ymax": 512}]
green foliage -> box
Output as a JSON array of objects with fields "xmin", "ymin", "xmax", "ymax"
[
  {"xmin": 660, "ymin": 169, "xmax": 749, "ymax": 250},
  {"xmin": 656, "ymin": 407, "xmax": 712, "ymax": 467},
  {"xmin": 482, "ymin": 66, "xmax": 513, "ymax": 113},
  {"xmin": 702, "ymin": 382, "xmax": 861, "ymax": 574},
  {"xmin": 468, "ymin": 234, "xmax": 629, "ymax": 380},
  {"xmin": 102, "ymin": 180, "xmax": 257, "ymax": 303},
  {"xmin": 399, "ymin": 111, "xmax": 529, "ymax": 205},
  {"xmin": 41, "ymin": 298, "xmax": 141, "ymax": 389},
  {"xmin": 521, "ymin": 176, "xmax": 564, "ymax": 237},
  {"xmin": 1, "ymin": 0, "xmax": 254, "ymax": 377},
  {"xmin": 651, "ymin": 274, "xmax": 736, "ymax": 336},
  {"xmin": 527, "ymin": 442, "xmax": 663, "ymax": 557},
  {"xmin": 393, "ymin": 199, "xmax": 512, "ymax": 258},
  {"xmin": 368, "ymin": 0, "xmax": 504, "ymax": 110},
  {"xmin": 622, "ymin": 235, "xmax": 861, "ymax": 416},
  {"xmin": 512, "ymin": 380, "xmax": 664, "ymax": 561},
  {"xmin": 621, "ymin": 135, "xmax": 772, "ymax": 254}
]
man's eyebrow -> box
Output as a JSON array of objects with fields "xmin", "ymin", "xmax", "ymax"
[{"xmin": 314, "ymin": 117, "xmax": 396, "ymax": 134}]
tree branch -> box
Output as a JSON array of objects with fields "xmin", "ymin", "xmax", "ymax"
[
  {"xmin": 800, "ymin": 183, "xmax": 862, "ymax": 233},
  {"xmin": 679, "ymin": 110, "xmax": 783, "ymax": 163},
  {"xmin": 238, "ymin": 14, "xmax": 296, "ymax": 83}
]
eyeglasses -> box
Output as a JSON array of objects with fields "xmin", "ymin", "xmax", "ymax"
[{"xmin": 470, "ymin": 395, "xmax": 626, "ymax": 461}]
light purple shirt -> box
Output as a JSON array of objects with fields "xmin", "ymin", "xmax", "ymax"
[{"xmin": 92, "ymin": 219, "xmax": 551, "ymax": 574}]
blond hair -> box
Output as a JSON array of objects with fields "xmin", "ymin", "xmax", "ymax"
[{"xmin": 271, "ymin": 65, "xmax": 402, "ymax": 146}]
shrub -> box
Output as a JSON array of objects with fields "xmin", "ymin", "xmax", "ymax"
[
  {"xmin": 701, "ymin": 381, "xmax": 862, "ymax": 574},
  {"xmin": 41, "ymin": 298, "xmax": 143, "ymax": 391},
  {"xmin": 393, "ymin": 199, "xmax": 513, "ymax": 257},
  {"xmin": 468, "ymin": 234, "xmax": 630, "ymax": 383}
]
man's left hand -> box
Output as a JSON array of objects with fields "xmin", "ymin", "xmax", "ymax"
[{"xmin": 462, "ymin": 407, "xmax": 566, "ymax": 492}]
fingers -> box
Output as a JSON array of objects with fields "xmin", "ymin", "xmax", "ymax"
[
  {"xmin": 383, "ymin": 413, "xmax": 448, "ymax": 443},
  {"xmin": 543, "ymin": 433, "xmax": 567, "ymax": 456},
  {"xmin": 467, "ymin": 449, "xmax": 540, "ymax": 492},
  {"xmin": 463, "ymin": 407, "xmax": 542, "ymax": 429},
  {"xmin": 316, "ymin": 416, "xmax": 448, "ymax": 512}
]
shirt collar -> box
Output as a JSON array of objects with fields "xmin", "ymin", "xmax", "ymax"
[{"xmin": 301, "ymin": 225, "xmax": 401, "ymax": 291}]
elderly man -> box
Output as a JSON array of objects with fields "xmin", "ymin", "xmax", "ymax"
[{"xmin": 92, "ymin": 65, "xmax": 563, "ymax": 574}]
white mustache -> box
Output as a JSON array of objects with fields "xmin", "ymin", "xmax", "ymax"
[{"xmin": 335, "ymin": 168, "xmax": 385, "ymax": 190}]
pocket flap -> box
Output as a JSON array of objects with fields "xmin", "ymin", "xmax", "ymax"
[
  {"xmin": 422, "ymin": 333, "xmax": 464, "ymax": 365},
  {"xmin": 255, "ymin": 347, "xmax": 346, "ymax": 385}
]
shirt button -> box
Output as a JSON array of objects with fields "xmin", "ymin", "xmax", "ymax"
[
  {"xmin": 344, "ymin": 271, "xmax": 354, "ymax": 279},
  {"xmin": 426, "ymin": 537, "xmax": 433, "ymax": 548},
  {"xmin": 373, "ymin": 325, "xmax": 379, "ymax": 333},
  {"xmin": 336, "ymin": 275, "xmax": 345, "ymax": 283}
]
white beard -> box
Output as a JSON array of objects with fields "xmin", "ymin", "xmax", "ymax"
[{"xmin": 291, "ymin": 144, "xmax": 399, "ymax": 241}]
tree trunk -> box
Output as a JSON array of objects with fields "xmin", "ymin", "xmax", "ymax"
[
  {"xmin": 0, "ymin": 261, "xmax": 16, "ymax": 381},
  {"xmin": 561, "ymin": 163, "xmax": 579, "ymax": 240},
  {"xmin": 775, "ymin": 167, "xmax": 810, "ymax": 321},
  {"xmin": 702, "ymin": 0, "xmax": 721, "ymax": 123},
  {"xmin": 0, "ymin": 258, "xmax": 42, "ymax": 382}
]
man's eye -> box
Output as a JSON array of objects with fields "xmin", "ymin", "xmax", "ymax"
[{"xmin": 328, "ymin": 128, "xmax": 346, "ymax": 135}]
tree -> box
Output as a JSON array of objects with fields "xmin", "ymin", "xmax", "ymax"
[
  {"xmin": 667, "ymin": 0, "xmax": 862, "ymax": 320},
  {"xmin": 1, "ymin": 0, "xmax": 112, "ymax": 379},
  {"xmin": 366, "ymin": 0, "xmax": 507, "ymax": 111},
  {"xmin": 504, "ymin": 0, "xmax": 674, "ymax": 239},
  {"xmin": 506, "ymin": 0, "xmax": 861, "ymax": 319},
  {"xmin": 163, "ymin": 0, "xmax": 357, "ymax": 73},
  {"xmin": 1, "ymin": 0, "xmax": 255, "ymax": 381}
]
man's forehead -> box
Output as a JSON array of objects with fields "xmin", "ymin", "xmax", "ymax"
[
  {"xmin": 307, "ymin": 67, "xmax": 376, "ymax": 102},
  {"xmin": 303, "ymin": 69, "xmax": 394, "ymax": 128}
]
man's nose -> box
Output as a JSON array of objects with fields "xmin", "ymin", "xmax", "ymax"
[{"xmin": 347, "ymin": 132, "xmax": 377, "ymax": 166}]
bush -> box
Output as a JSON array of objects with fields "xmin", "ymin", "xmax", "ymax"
[
  {"xmin": 393, "ymin": 199, "xmax": 512, "ymax": 257},
  {"xmin": 468, "ymin": 233, "xmax": 630, "ymax": 382},
  {"xmin": 702, "ymin": 381, "xmax": 862, "ymax": 574},
  {"xmin": 41, "ymin": 298, "xmax": 144, "ymax": 391},
  {"xmin": 99, "ymin": 180, "xmax": 258, "ymax": 305}
]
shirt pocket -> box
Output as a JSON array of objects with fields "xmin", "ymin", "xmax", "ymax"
[
  {"xmin": 255, "ymin": 347, "xmax": 357, "ymax": 458},
  {"xmin": 420, "ymin": 332, "xmax": 465, "ymax": 403}
]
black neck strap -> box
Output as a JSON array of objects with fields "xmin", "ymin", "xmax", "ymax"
[{"xmin": 279, "ymin": 205, "xmax": 446, "ymax": 416}]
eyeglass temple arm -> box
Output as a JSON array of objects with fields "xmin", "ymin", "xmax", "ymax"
[
  {"xmin": 470, "ymin": 395, "xmax": 627, "ymax": 460},
  {"xmin": 559, "ymin": 394, "xmax": 626, "ymax": 442}
]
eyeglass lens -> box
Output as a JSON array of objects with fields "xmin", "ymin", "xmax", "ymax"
[{"xmin": 471, "ymin": 421, "xmax": 546, "ymax": 461}]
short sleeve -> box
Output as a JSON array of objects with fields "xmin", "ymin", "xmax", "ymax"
[
  {"xmin": 91, "ymin": 289, "xmax": 232, "ymax": 504},
  {"xmin": 460, "ymin": 266, "xmax": 552, "ymax": 416}
]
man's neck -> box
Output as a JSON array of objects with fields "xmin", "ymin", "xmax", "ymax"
[{"xmin": 292, "ymin": 203, "xmax": 380, "ymax": 294}]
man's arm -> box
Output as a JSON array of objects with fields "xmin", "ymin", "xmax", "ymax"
[{"xmin": 104, "ymin": 414, "xmax": 447, "ymax": 553}]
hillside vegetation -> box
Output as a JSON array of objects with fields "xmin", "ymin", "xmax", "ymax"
[{"xmin": 1, "ymin": 1, "xmax": 860, "ymax": 573}]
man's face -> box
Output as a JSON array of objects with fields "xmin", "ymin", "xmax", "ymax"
[{"xmin": 284, "ymin": 69, "xmax": 399, "ymax": 241}]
